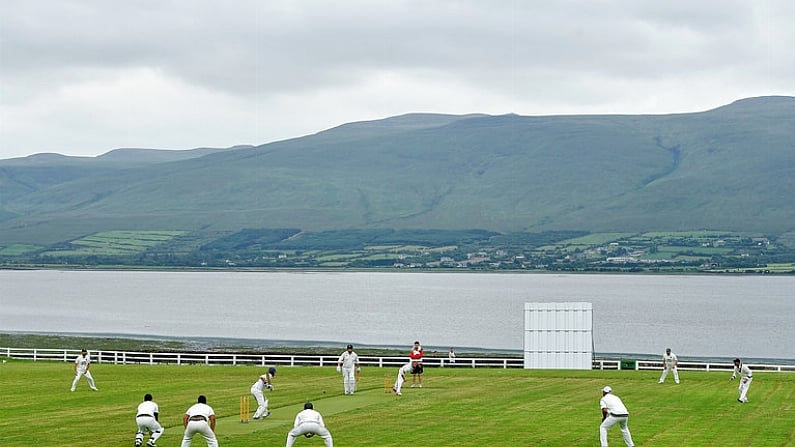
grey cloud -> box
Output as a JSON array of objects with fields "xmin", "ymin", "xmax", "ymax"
[
  {"xmin": 0, "ymin": 0, "xmax": 792, "ymax": 158},
  {"xmin": 1, "ymin": 0, "xmax": 774, "ymax": 93}
]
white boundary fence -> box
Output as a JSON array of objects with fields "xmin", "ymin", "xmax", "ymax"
[{"xmin": 3, "ymin": 347, "xmax": 795, "ymax": 372}]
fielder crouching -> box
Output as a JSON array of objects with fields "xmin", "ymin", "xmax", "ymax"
[
  {"xmin": 286, "ymin": 402, "xmax": 333, "ymax": 447},
  {"xmin": 181, "ymin": 395, "xmax": 218, "ymax": 447},
  {"xmin": 599, "ymin": 386, "xmax": 635, "ymax": 447}
]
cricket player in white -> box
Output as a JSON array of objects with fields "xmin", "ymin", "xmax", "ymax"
[
  {"xmin": 392, "ymin": 361, "xmax": 416, "ymax": 396},
  {"xmin": 336, "ymin": 344, "xmax": 360, "ymax": 395},
  {"xmin": 658, "ymin": 348, "xmax": 680, "ymax": 384},
  {"xmin": 181, "ymin": 395, "xmax": 217, "ymax": 447},
  {"xmin": 251, "ymin": 367, "xmax": 276, "ymax": 419},
  {"xmin": 135, "ymin": 393, "xmax": 163, "ymax": 447},
  {"xmin": 599, "ymin": 386, "xmax": 635, "ymax": 447},
  {"xmin": 285, "ymin": 402, "xmax": 333, "ymax": 447},
  {"xmin": 730, "ymin": 358, "xmax": 753, "ymax": 403},
  {"xmin": 71, "ymin": 349, "xmax": 98, "ymax": 391}
]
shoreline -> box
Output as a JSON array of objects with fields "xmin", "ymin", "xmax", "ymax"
[{"xmin": 3, "ymin": 331, "xmax": 794, "ymax": 365}]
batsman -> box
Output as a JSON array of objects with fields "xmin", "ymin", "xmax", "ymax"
[{"xmin": 336, "ymin": 344, "xmax": 360, "ymax": 395}]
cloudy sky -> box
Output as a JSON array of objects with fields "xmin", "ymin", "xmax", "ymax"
[{"xmin": 0, "ymin": 0, "xmax": 792, "ymax": 159}]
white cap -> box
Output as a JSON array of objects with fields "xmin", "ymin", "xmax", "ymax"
[{"xmin": 602, "ymin": 386, "xmax": 612, "ymax": 393}]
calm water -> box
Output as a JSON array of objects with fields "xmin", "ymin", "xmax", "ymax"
[{"xmin": 1, "ymin": 270, "xmax": 793, "ymax": 360}]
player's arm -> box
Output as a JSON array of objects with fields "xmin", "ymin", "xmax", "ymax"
[
  {"xmin": 601, "ymin": 407, "xmax": 608, "ymax": 421},
  {"xmin": 183, "ymin": 413, "xmax": 189, "ymax": 428},
  {"xmin": 209, "ymin": 414, "xmax": 216, "ymax": 431}
]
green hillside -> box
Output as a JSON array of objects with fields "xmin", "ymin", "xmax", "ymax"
[{"xmin": 0, "ymin": 96, "xmax": 793, "ymax": 267}]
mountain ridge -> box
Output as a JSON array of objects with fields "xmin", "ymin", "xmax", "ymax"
[{"xmin": 0, "ymin": 96, "xmax": 793, "ymax": 247}]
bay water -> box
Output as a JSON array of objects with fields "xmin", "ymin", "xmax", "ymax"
[{"xmin": 1, "ymin": 270, "xmax": 793, "ymax": 361}]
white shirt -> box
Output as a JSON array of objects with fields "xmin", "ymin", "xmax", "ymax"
[
  {"xmin": 293, "ymin": 408, "xmax": 325, "ymax": 428},
  {"xmin": 600, "ymin": 393, "xmax": 629, "ymax": 416},
  {"xmin": 74, "ymin": 354, "xmax": 90, "ymax": 373},
  {"xmin": 663, "ymin": 352, "xmax": 678, "ymax": 367},
  {"xmin": 185, "ymin": 402, "xmax": 215, "ymax": 419},
  {"xmin": 400, "ymin": 362, "xmax": 413, "ymax": 376},
  {"xmin": 137, "ymin": 401, "xmax": 159, "ymax": 417},
  {"xmin": 252, "ymin": 372, "xmax": 273, "ymax": 391},
  {"xmin": 337, "ymin": 351, "xmax": 359, "ymax": 369},
  {"xmin": 732, "ymin": 362, "xmax": 753, "ymax": 380}
]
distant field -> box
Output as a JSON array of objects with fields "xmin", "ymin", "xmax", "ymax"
[
  {"xmin": 0, "ymin": 243, "xmax": 42, "ymax": 256},
  {"xmin": 40, "ymin": 230, "xmax": 186, "ymax": 257},
  {"xmin": 1, "ymin": 359, "xmax": 792, "ymax": 446},
  {"xmin": 559, "ymin": 233, "xmax": 637, "ymax": 246}
]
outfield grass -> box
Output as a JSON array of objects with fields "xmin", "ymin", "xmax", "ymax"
[{"xmin": 1, "ymin": 360, "xmax": 792, "ymax": 446}]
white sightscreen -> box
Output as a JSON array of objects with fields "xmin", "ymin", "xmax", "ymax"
[{"xmin": 523, "ymin": 302, "xmax": 593, "ymax": 369}]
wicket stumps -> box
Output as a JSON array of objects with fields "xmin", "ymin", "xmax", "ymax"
[
  {"xmin": 384, "ymin": 374, "xmax": 393, "ymax": 393},
  {"xmin": 239, "ymin": 395, "xmax": 250, "ymax": 423}
]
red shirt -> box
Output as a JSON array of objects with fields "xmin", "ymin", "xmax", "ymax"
[{"xmin": 410, "ymin": 348, "xmax": 424, "ymax": 361}]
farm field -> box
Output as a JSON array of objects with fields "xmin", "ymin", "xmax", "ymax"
[{"xmin": 1, "ymin": 359, "xmax": 793, "ymax": 446}]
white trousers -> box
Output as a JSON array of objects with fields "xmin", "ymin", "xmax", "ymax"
[
  {"xmin": 393, "ymin": 371, "xmax": 407, "ymax": 395},
  {"xmin": 136, "ymin": 416, "xmax": 164, "ymax": 444},
  {"xmin": 659, "ymin": 366, "xmax": 679, "ymax": 383},
  {"xmin": 600, "ymin": 415, "xmax": 634, "ymax": 447},
  {"xmin": 342, "ymin": 367, "xmax": 356, "ymax": 394},
  {"xmin": 738, "ymin": 377, "xmax": 753, "ymax": 402},
  {"xmin": 181, "ymin": 421, "xmax": 218, "ymax": 447},
  {"xmin": 251, "ymin": 386, "xmax": 268, "ymax": 418},
  {"xmin": 71, "ymin": 370, "xmax": 97, "ymax": 391},
  {"xmin": 286, "ymin": 422, "xmax": 333, "ymax": 447}
]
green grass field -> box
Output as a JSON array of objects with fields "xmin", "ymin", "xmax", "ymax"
[{"xmin": 1, "ymin": 360, "xmax": 793, "ymax": 446}]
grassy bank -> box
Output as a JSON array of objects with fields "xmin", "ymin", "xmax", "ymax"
[
  {"xmin": 0, "ymin": 332, "xmax": 515, "ymax": 357},
  {"xmin": 1, "ymin": 357, "xmax": 793, "ymax": 446}
]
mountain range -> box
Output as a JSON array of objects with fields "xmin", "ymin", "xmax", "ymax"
[{"xmin": 1, "ymin": 96, "xmax": 793, "ymax": 249}]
